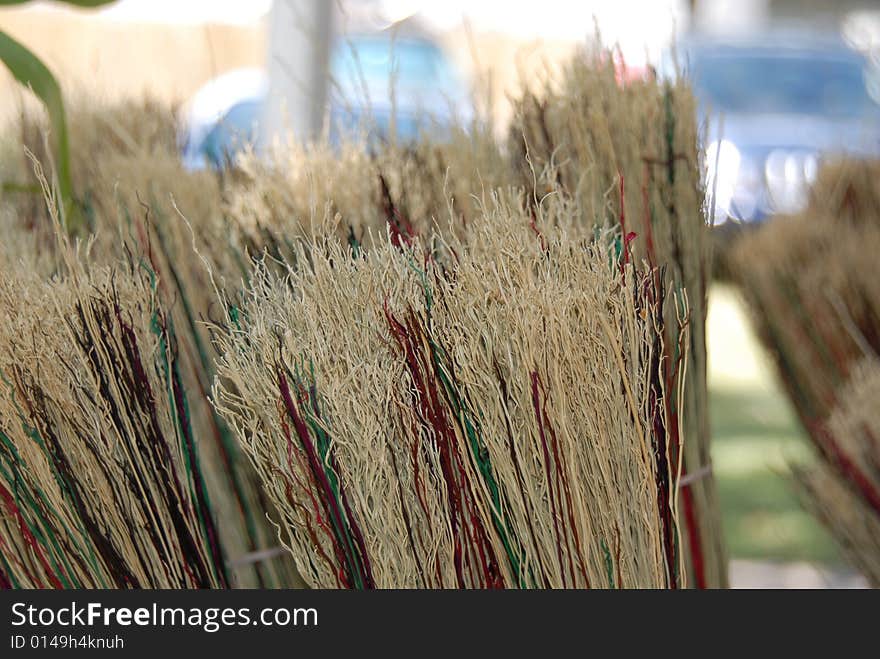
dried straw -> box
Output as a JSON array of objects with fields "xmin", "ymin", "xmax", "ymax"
[
  {"xmin": 0, "ymin": 242, "xmax": 226, "ymax": 588},
  {"xmin": 508, "ymin": 49, "xmax": 721, "ymax": 587},
  {"xmin": 793, "ymin": 360, "xmax": 880, "ymax": 586},
  {"xmin": 3, "ymin": 103, "xmax": 302, "ymax": 588},
  {"xmin": 731, "ymin": 159, "xmax": 880, "ymax": 581},
  {"xmin": 212, "ymin": 197, "xmax": 687, "ymax": 588}
]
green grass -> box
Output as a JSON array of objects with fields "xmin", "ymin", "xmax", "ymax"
[{"xmin": 708, "ymin": 285, "xmax": 842, "ymax": 564}]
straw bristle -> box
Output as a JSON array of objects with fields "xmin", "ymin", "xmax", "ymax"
[
  {"xmin": 508, "ymin": 50, "xmax": 722, "ymax": 587},
  {"xmin": 793, "ymin": 360, "xmax": 880, "ymax": 586},
  {"xmin": 5, "ymin": 100, "xmax": 303, "ymax": 588},
  {"xmin": 212, "ymin": 198, "xmax": 686, "ymax": 588},
  {"xmin": 732, "ymin": 163, "xmax": 880, "ymax": 430},
  {"xmin": 0, "ymin": 256, "xmax": 226, "ymax": 588},
  {"xmin": 731, "ymin": 159, "xmax": 880, "ymax": 580}
]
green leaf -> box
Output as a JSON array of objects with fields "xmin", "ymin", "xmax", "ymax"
[
  {"xmin": 0, "ymin": 2, "xmax": 115, "ymax": 232},
  {"xmin": 0, "ymin": 28, "xmax": 79, "ymax": 230}
]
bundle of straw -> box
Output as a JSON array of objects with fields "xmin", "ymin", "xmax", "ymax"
[
  {"xmin": 221, "ymin": 121, "xmax": 509, "ymax": 259},
  {"xmin": 508, "ymin": 50, "xmax": 721, "ymax": 587},
  {"xmin": 3, "ymin": 110, "xmax": 301, "ymax": 588},
  {"xmin": 732, "ymin": 159, "xmax": 880, "ymax": 579},
  {"xmin": 807, "ymin": 159, "xmax": 880, "ymax": 222},
  {"xmin": 213, "ymin": 198, "xmax": 688, "ymax": 589},
  {"xmin": 11, "ymin": 97, "xmax": 181, "ymax": 236},
  {"xmin": 793, "ymin": 360, "xmax": 880, "ymax": 586},
  {"xmin": 0, "ymin": 250, "xmax": 227, "ymax": 588},
  {"xmin": 732, "ymin": 162, "xmax": 880, "ymax": 435},
  {"xmin": 217, "ymin": 53, "xmax": 719, "ymax": 586},
  {"xmin": 2, "ymin": 43, "xmax": 721, "ymax": 587}
]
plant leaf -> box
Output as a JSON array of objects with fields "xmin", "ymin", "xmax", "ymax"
[
  {"xmin": 0, "ymin": 2, "xmax": 116, "ymax": 231},
  {"xmin": 0, "ymin": 28, "xmax": 80, "ymax": 229}
]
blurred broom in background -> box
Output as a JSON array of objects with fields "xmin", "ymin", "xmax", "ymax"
[
  {"xmin": 731, "ymin": 159, "xmax": 880, "ymax": 584},
  {"xmin": 793, "ymin": 359, "xmax": 880, "ymax": 586}
]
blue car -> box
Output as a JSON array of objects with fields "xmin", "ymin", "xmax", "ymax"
[
  {"xmin": 181, "ymin": 34, "xmax": 471, "ymax": 170},
  {"xmin": 668, "ymin": 33, "xmax": 880, "ymax": 224}
]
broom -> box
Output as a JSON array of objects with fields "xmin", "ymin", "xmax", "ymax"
[
  {"xmin": 0, "ymin": 238, "xmax": 227, "ymax": 588},
  {"xmin": 731, "ymin": 159, "xmax": 880, "ymax": 581},
  {"xmin": 506, "ymin": 47, "xmax": 722, "ymax": 587},
  {"xmin": 212, "ymin": 193, "xmax": 688, "ymax": 588},
  {"xmin": 792, "ymin": 359, "xmax": 880, "ymax": 586},
  {"xmin": 5, "ymin": 109, "xmax": 302, "ymax": 587}
]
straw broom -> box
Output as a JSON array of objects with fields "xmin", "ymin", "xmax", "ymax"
[
  {"xmin": 216, "ymin": 58, "xmax": 719, "ymax": 586},
  {"xmin": 731, "ymin": 159, "xmax": 880, "ymax": 580},
  {"xmin": 5, "ymin": 110, "xmax": 302, "ymax": 587},
  {"xmin": 0, "ymin": 241, "xmax": 227, "ymax": 588},
  {"xmin": 792, "ymin": 359, "xmax": 880, "ymax": 586},
  {"xmin": 221, "ymin": 118, "xmax": 509, "ymax": 257},
  {"xmin": 731, "ymin": 161, "xmax": 880, "ymax": 435},
  {"xmin": 212, "ymin": 194, "xmax": 687, "ymax": 588},
  {"xmin": 507, "ymin": 49, "xmax": 722, "ymax": 587}
]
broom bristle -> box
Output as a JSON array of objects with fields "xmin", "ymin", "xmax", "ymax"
[
  {"xmin": 212, "ymin": 196, "xmax": 686, "ymax": 588},
  {"xmin": 507, "ymin": 48, "xmax": 722, "ymax": 587},
  {"xmin": 731, "ymin": 159, "xmax": 880, "ymax": 581},
  {"xmin": 1, "ymin": 44, "xmax": 720, "ymax": 589},
  {"xmin": 793, "ymin": 359, "xmax": 880, "ymax": 586},
  {"xmin": 0, "ymin": 255, "xmax": 227, "ymax": 588}
]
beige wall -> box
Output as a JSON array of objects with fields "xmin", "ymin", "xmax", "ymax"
[
  {"xmin": 0, "ymin": 8, "xmax": 265, "ymax": 120},
  {"xmin": 0, "ymin": 7, "xmax": 578, "ymax": 128}
]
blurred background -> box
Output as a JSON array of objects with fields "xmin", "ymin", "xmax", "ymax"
[{"xmin": 2, "ymin": 0, "xmax": 879, "ymax": 587}]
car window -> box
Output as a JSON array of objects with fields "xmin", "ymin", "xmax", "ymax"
[
  {"xmin": 331, "ymin": 38, "xmax": 455, "ymax": 91},
  {"xmin": 691, "ymin": 52, "xmax": 880, "ymax": 118}
]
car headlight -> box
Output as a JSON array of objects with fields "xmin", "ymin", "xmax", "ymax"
[
  {"xmin": 705, "ymin": 139, "xmax": 741, "ymax": 224},
  {"xmin": 765, "ymin": 149, "xmax": 817, "ymax": 214}
]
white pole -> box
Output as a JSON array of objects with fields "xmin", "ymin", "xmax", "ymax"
[{"xmin": 261, "ymin": 0, "xmax": 334, "ymax": 149}]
